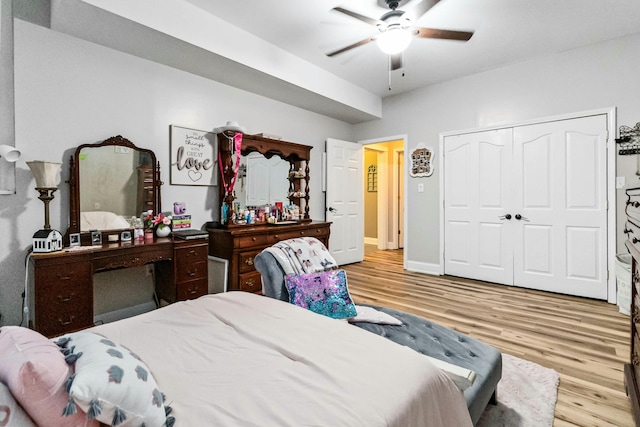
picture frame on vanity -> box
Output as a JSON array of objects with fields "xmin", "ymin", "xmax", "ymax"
[
  {"xmin": 69, "ymin": 232, "xmax": 81, "ymax": 247},
  {"xmin": 90, "ymin": 230, "xmax": 102, "ymax": 246},
  {"xmin": 121, "ymin": 230, "xmax": 132, "ymax": 242}
]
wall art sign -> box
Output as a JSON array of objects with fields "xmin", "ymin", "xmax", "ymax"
[
  {"xmin": 170, "ymin": 125, "xmax": 217, "ymax": 186},
  {"xmin": 410, "ymin": 144, "xmax": 434, "ymax": 178}
]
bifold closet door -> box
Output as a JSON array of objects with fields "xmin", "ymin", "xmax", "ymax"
[
  {"xmin": 444, "ymin": 115, "xmax": 608, "ymax": 299},
  {"xmin": 512, "ymin": 115, "xmax": 608, "ymax": 299},
  {"xmin": 443, "ymin": 129, "xmax": 514, "ymax": 286}
]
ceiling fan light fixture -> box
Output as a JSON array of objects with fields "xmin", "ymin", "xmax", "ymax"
[{"xmin": 376, "ymin": 26, "xmax": 412, "ymax": 54}]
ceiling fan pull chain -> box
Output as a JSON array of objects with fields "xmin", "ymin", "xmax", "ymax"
[{"xmin": 388, "ymin": 56, "xmax": 392, "ymax": 91}]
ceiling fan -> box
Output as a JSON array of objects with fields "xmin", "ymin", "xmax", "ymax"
[{"xmin": 326, "ymin": 0, "xmax": 473, "ymax": 71}]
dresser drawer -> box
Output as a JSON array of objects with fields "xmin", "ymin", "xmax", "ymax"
[
  {"xmin": 239, "ymin": 250, "xmax": 260, "ymax": 273},
  {"xmin": 175, "ymin": 245, "xmax": 208, "ymax": 264},
  {"xmin": 176, "ymin": 260, "xmax": 207, "ymax": 283},
  {"xmin": 627, "ymin": 219, "xmax": 640, "ymax": 251},
  {"xmin": 238, "ymin": 234, "xmax": 269, "ymax": 248},
  {"xmin": 238, "ymin": 271, "xmax": 262, "ymax": 293},
  {"xmin": 34, "ymin": 262, "xmax": 93, "ymax": 337},
  {"xmin": 176, "ymin": 278, "xmax": 208, "ymax": 300},
  {"xmin": 269, "ymin": 227, "xmax": 329, "ymax": 243}
]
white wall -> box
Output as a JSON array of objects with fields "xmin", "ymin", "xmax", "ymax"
[
  {"xmin": 0, "ymin": 19, "xmax": 353, "ymax": 326},
  {"xmin": 354, "ymin": 33, "xmax": 640, "ymax": 271}
]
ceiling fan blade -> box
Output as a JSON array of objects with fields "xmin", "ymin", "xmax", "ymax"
[
  {"xmin": 416, "ymin": 27, "xmax": 473, "ymax": 41},
  {"xmin": 403, "ymin": 0, "xmax": 440, "ymax": 22},
  {"xmin": 390, "ymin": 53, "xmax": 403, "ymax": 71},
  {"xmin": 331, "ymin": 7, "xmax": 381, "ymax": 26},
  {"xmin": 326, "ymin": 36, "xmax": 376, "ymax": 57}
]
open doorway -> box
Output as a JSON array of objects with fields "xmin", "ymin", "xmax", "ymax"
[{"xmin": 362, "ymin": 139, "xmax": 405, "ymax": 252}]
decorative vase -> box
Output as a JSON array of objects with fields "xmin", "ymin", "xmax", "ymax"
[
  {"xmin": 144, "ymin": 229, "xmax": 154, "ymax": 241},
  {"xmin": 155, "ymin": 226, "xmax": 171, "ymax": 238}
]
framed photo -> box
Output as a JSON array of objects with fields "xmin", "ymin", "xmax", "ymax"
[
  {"xmin": 121, "ymin": 230, "xmax": 132, "ymax": 242},
  {"xmin": 69, "ymin": 232, "xmax": 81, "ymax": 247},
  {"xmin": 90, "ymin": 230, "xmax": 102, "ymax": 246},
  {"xmin": 410, "ymin": 145, "xmax": 434, "ymax": 178},
  {"xmin": 170, "ymin": 125, "xmax": 218, "ymax": 186}
]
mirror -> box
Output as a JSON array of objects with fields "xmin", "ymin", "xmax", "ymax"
[
  {"xmin": 68, "ymin": 135, "xmax": 160, "ymax": 239},
  {"xmin": 235, "ymin": 152, "xmax": 291, "ymax": 207}
]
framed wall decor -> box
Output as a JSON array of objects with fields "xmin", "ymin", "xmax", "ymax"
[
  {"xmin": 170, "ymin": 125, "xmax": 218, "ymax": 186},
  {"xmin": 69, "ymin": 232, "xmax": 81, "ymax": 247},
  {"xmin": 410, "ymin": 145, "xmax": 434, "ymax": 178}
]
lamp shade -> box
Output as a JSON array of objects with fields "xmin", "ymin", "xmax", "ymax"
[
  {"xmin": 27, "ymin": 161, "xmax": 62, "ymax": 188},
  {"xmin": 0, "ymin": 144, "xmax": 21, "ymax": 162},
  {"xmin": 376, "ymin": 27, "xmax": 413, "ymax": 54}
]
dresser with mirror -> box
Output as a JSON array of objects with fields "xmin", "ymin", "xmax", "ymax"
[
  {"xmin": 29, "ymin": 135, "xmax": 209, "ymax": 337},
  {"xmin": 208, "ymin": 132, "xmax": 331, "ymax": 293}
]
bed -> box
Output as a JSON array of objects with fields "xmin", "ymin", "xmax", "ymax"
[{"xmin": 0, "ymin": 292, "xmax": 473, "ymax": 427}]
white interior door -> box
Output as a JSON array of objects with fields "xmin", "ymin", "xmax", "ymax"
[
  {"xmin": 513, "ymin": 115, "xmax": 608, "ymax": 299},
  {"xmin": 326, "ymin": 138, "xmax": 363, "ymax": 265},
  {"xmin": 443, "ymin": 129, "xmax": 514, "ymax": 285}
]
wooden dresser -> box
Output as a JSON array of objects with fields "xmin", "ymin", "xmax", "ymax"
[
  {"xmin": 207, "ymin": 222, "xmax": 331, "ymax": 293},
  {"xmin": 29, "ymin": 237, "xmax": 208, "ymax": 337},
  {"xmin": 624, "ymin": 187, "xmax": 640, "ymax": 425}
]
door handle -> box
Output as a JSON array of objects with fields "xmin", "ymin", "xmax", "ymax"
[
  {"xmin": 515, "ymin": 214, "xmax": 530, "ymax": 222},
  {"xmin": 499, "ymin": 214, "xmax": 512, "ymax": 220},
  {"xmin": 327, "ymin": 207, "xmax": 338, "ymax": 213}
]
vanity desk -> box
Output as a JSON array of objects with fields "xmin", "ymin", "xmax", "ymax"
[
  {"xmin": 29, "ymin": 237, "xmax": 208, "ymax": 338},
  {"xmin": 29, "ymin": 135, "xmax": 208, "ymax": 338}
]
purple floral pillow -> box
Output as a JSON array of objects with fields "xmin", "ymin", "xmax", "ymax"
[{"xmin": 284, "ymin": 269, "xmax": 357, "ymax": 319}]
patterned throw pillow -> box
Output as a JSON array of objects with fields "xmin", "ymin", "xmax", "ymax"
[
  {"xmin": 284, "ymin": 269, "xmax": 357, "ymax": 319},
  {"xmin": 57, "ymin": 332, "xmax": 174, "ymax": 427}
]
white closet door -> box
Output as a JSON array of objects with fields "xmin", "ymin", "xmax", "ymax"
[
  {"xmin": 444, "ymin": 129, "xmax": 514, "ymax": 285},
  {"xmin": 512, "ymin": 115, "xmax": 608, "ymax": 299}
]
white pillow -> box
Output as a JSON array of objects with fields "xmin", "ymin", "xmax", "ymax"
[
  {"xmin": 348, "ymin": 305, "xmax": 403, "ymax": 325},
  {"xmin": 58, "ymin": 332, "xmax": 173, "ymax": 427}
]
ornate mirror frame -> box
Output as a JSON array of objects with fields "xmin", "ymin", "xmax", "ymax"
[
  {"xmin": 218, "ymin": 132, "xmax": 312, "ymax": 224},
  {"xmin": 68, "ymin": 135, "xmax": 162, "ymax": 244}
]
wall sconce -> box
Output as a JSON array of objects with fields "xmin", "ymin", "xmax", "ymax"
[
  {"xmin": 0, "ymin": 144, "xmax": 21, "ymax": 162},
  {"xmin": 27, "ymin": 160, "xmax": 63, "ymax": 253}
]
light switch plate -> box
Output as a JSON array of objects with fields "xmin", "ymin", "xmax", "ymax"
[
  {"xmin": 616, "ymin": 176, "xmax": 625, "ymax": 189},
  {"xmin": 417, "ymin": 183, "xmax": 424, "ymax": 193}
]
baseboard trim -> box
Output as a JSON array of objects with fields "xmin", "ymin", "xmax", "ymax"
[
  {"xmin": 364, "ymin": 237, "xmax": 378, "ymax": 245},
  {"xmin": 406, "ymin": 260, "xmax": 440, "ymax": 276}
]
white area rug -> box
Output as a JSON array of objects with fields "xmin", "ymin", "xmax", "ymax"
[{"xmin": 476, "ymin": 353, "xmax": 560, "ymax": 427}]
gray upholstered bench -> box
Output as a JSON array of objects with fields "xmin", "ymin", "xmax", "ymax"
[{"xmin": 254, "ymin": 251, "xmax": 502, "ymax": 425}]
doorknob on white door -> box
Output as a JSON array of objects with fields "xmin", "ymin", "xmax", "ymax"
[{"xmin": 499, "ymin": 214, "xmax": 512, "ymax": 220}]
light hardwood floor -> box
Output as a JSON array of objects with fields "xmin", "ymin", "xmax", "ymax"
[{"xmin": 343, "ymin": 248, "xmax": 634, "ymax": 427}]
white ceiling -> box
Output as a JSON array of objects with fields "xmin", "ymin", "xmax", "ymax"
[
  {"xmin": 53, "ymin": 0, "xmax": 640, "ymax": 123},
  {"xmin": 183, "ymin": 0, "xmax": 640, "ymax": 98}
]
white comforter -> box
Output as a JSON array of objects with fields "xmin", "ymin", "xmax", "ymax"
[{"xmin": 90, "ymin": 292, "xmax": 472, "ymax": 427}]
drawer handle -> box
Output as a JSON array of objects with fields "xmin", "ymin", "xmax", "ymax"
[
  {"xmin": 188, "ymin": 286, "xmax": 199, "ymax": 295},
  {"xmin": 252, "ymin": 237, "xmax": 257, "ymax": 241},
  {"xmin": 628, "ymin": 201, "xmax": 640, "ymax": 208},
  {"xmin": 245, "ymin": 257, "xmax": 254, "ymax": 266},
  {"xmin": 245, "ymin": 278, "xmax": 256, "ymax": 288},
  {"xmin": 625, "ymin": 228, "xmax": 634, "ymax": 234},
  {"xmin": 634, "ymin": 238, "xmax": 640, "ymax": 244},
  {"xmin": 187, "ymin": 269, "xmax": 198, "ymax": 277},
  {"xmin": 58, "ymin": 275, "xmax": 72, "ymax": 281},
  {"xmin": 58, "ymin": 315, "xmax": 75, "ymax": 326},
  {"xmin": 57, "ymin": 294, "xmax": 74, "ymax": 302},
  {"xmin": 188, "ymin": 250, "xmax": 197, "ymax": 256},
  {"xmin": 300, "ymin": 231, "xmax": 305, "ymax": 235}
]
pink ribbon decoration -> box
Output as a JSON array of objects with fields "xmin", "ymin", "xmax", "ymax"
[{"xmin": 218, "ymin": 132, "xmax": 243, "ymax": 197}]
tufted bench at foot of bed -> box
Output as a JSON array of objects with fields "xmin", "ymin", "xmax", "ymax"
[{"xmin": 352, "ymin": 305, "xmax": 502, "ymax": 426}]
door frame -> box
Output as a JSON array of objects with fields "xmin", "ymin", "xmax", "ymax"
[
  {"xmin": 360, "ymin": 134, "xmax": 408, "ymax": 268},
  {"xmin": 364, "ymin": 145, "xmax": 389, "ymax": 250},
  {"xmin": 439, "ymin": 107, "xmax": 617, "ymax": 303}
]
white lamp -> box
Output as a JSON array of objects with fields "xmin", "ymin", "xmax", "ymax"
[
  {"xmin": 0, "ymin": 144, "xmax": 21, "ymax": 162},
  {"xmin": 376, "ymin": 26, "xmax": 413, "ymax": 54},
  {"xmin": 27, "ymin": 161, "xmax": 63, "ymax": 253}
]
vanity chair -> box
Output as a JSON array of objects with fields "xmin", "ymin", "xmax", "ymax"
[{"xmin": 254, "ymin": 241, "xmax": 502, "ymax": 426}]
